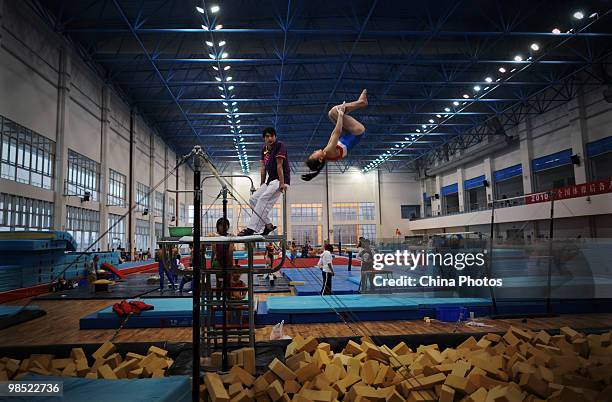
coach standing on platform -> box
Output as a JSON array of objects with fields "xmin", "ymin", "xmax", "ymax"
[{"xmin": 238, "ymin": 127, "xmax": 290, "ymax": 236}]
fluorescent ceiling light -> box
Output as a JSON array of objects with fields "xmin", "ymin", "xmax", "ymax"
[
  {"xmin": 210, "ymin": 5, "xmax": 220, "ymax": 13},
  {"xmin": 196, "ymin": 6, "xmax": 204, "ymax": 13}
]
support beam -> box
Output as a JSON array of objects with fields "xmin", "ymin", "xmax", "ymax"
[
  {"xmin": 567, "ymin": 87, "xmax": 589, "ymax": 183},
  {"xmin": 519, "ymin": 116, "xmax": 534, "ymax": 194},
  {"xmin": 53, "ymin": 48, "xmax": 70, "ymax": 231},
  {"xmin": 99, "ymin": 85, "xmax": 110, "ymax": 250}
]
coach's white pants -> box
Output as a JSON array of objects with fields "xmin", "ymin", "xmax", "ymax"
[{"xmin": 248, "ymin": 179, "xmax": 286, "ymax": 233}]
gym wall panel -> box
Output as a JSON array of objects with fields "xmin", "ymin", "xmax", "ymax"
[
  {"xmin": 531, "ymin": 125, "xmax": 571, "ymax": 159},
  {"xmin": 464, "ymin": 163, "xmax": 484, "ymax": 181},
  {"xmin": 329, "ymin": 169, "xmax": 376, "ymax": 202},
  {"xmin": 379, "ymin": 172, "xmax": 421, "ymax": 237},
  {"xmin": 441, "ymin": 172, "xmax": 457, "ymax": 187},
  {"xmin": 107, "ymin": 128, "xmax": 130, "ymax": 176},
  {"xmin": 66, "ymin": 97, "xmax": 101, "ymax": 162},
  {"xmin": 585, "ymin": 105, "xmax": 612, "ymax": 142},
  {"xmin": 0, "ymin": 48, "xmax": 58, "ymax": 140},
  {"xmin": 492, "ymin": 147, "xmax": 521, "ymax": 171}
]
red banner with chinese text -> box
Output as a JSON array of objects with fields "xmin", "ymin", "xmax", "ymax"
[{"xmin": 525, "ymin": 178, "xmax": 612, "ymax": 204}]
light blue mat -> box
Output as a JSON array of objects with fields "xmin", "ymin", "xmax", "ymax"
[
  {"xmin": 266, "ymin": 294, "xmax": 491, "ymax": 314},
  {"xmin": 0, "ymin": 305, "xmax": 41, "ymax": 315},
  {"xmin": 12, "ymin": 375, "xmax": 190, "ymax": 402}
]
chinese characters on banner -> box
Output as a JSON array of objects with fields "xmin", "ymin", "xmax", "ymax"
[{"xmin": 525, "ymin": 178, "xmax": 612, "ymax": 204}]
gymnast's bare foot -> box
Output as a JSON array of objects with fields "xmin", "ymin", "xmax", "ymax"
[{"xmin": 357, "ymin": 89, "xmax": 368, "ymax": 107}]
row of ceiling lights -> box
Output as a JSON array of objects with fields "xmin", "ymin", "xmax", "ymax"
[
  {"xmin": 196, "ymin": 3, "xmax": 249, "ymax": 174},
  {"xmin": 363, "ymin": 9, "xmax": 598, "ymax": 173}
]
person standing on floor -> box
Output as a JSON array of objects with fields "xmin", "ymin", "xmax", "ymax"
[
  {"xmin": 156, "ymin": 248, "xmax": 175, "ymax": 292},
  {"xmin": 317, "ymin": 247, "xmax": 335, "ymax": 295},
  {"xmin": 238, "ymin": 127, "xmax": 290, "ymax": 236}
]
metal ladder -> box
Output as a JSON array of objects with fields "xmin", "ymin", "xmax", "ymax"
[{"xmin": 199, "ymin": 238, "xmax": 258, "ymax": 372}]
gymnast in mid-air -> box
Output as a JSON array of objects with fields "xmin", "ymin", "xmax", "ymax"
[{"xmin": 301, "ymin": 89, "xmax": 368, "ymax": 181}]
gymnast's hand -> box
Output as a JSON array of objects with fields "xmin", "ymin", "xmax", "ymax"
[
  {"xmin": 337, "ymin": 102, "xmax": 346, "ymax": 116},
  {"xmin": 278, "ymin": 182, "xmax": 288, "ymax": 193}
]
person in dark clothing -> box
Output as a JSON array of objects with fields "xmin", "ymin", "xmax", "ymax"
[{"xmin": 238, "ymin": 127, "xmax": 290, "ymax": 236}]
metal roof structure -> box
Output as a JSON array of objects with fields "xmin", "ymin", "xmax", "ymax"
[{"xmin": 34, "ymin": 0, "xmax": 612, "ymax": 174}]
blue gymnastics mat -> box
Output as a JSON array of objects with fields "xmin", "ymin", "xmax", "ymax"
[
  {"xmin": 282, "ymin": 266, "xmax": 361, "ymax": 295},
  {"xmin": 256, "ymin": 294, "xmax": 492, "ymax": 324},
  {"xmin": 10, "ymin": 375, "xmax": 190, "ymax": 402},
  {"xmin": 256, "ymin": 293, "xmax": 612, "ymax": 324},
  {"xmin": 80, "ymin": 298, "xmax": 250, "ymax": 329}
]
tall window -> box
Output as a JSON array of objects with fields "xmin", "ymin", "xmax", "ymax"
[
  {"xmin": 107, "ymin": 169, "xmax": 126, "ymax": 207},
  {"xmin": 66, "ymin": 150, "xmax": 100, "ymax": 200},
  {"xmin": 187, "ymin": 205, "xmax": 194, "ymax": 223},
  {"xmin": 0, "ymin": 116, "xmax": 54, "ymax": 189},
  {"xmin": 203, "ymin": 206, "xmax": 234, "ymax": 234},
  {"xmin": 333, "ymin": 224, "xmax": 376, "ymax": 245},
  {"xmin": 332, "ymin": 202, "xmax": 376, "ymax": 221},
  {"xmin": 136, "ymin": 182, "xmax": 150, "ymax": 212},
  {"xmin": 180, "ymin": 203, "xmax": 186, "ymax": 224},
  {"xmin": 155, "ymin": 222, "xmax": 163, "ymax": 242},
  {"xmin": 66, "ymin": 206, "xmax": 100, "ymax": 251},
  {"xmin": 290, "ymin": 203, "xmax": 322, "ymax": 223},
  {"xmin": 135, "ymin": 218, "xmax": 150, "ymax": 253},
  {"xmin": 0, "ymin": 193, "xmax": 53, "ymax": 231},
  {"xmin": 108, "ymin": 214, "xmax": 126, "ymax": 250},
  {"xmin": 154, "ymin": 191, "xmax": 163, "ymax": 217},
  {"xmin": 291, "ymin": 225, "xmax": 321, "ymax": 245},
  {"xmin": 167, "ymin": 197, "xmax": 176, "ymax": 221}
]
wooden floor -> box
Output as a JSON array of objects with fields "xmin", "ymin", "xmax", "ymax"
[{"xmin": 2, "ymin": 292, "xmax": 612, "ymax": 347}]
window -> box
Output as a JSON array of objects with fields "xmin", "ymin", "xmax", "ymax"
[
  {"xmin": 203, "ymin": 206, "xmax": 234, "ymax": 234},
  {"xmin": 187, "ymin": 205, "xmax": 194, "ymax": 224},
  {"xmin": 332, "ymin": 202, "xmax": 376, "ymax": 221},
  {"xmin": 66, "ymin": 206, "xmax": 100, "ymax": 251},
  {"xmin": 155, "ymin": 222, "xmax": 163, "ymax": 242},
  {"xmin": 400, "ymin": 205, "xmax": 420, "ymax": 219},
  {"xmin": 154, "ymin": 191, "xmax": 164, "ymax": 217},
  {"xmin": 108, "ymin": 213, "xmax": 126, "ymax": 250},
  {"xmin": 180, "ymin": 203, "xmax": 186, "ymax": 224},
  {"xmin": 333, "ymin": 224, "xmax": 376, "ymax": 245},
  {"xmin": 66, "ymin": 150, "xmax": 100, "ymax": 200},
  {"xmin": 0, "ymin": 116, "xmax": 54, "ymax": 189},
  {"xmin": 291, "ymin": 225, "xmax": 321, "ymax": 245},
  {"xmin": 360, "ymin": 224, "xmax": 376, "ymax": 241},
  {"xmin": 108, "ymin": 169, "xmax": 126, "ymax": 207},
  {"xmin": 167, "ymin": 197, "xmax": 176, "ymax": 221},
  {"xmin": 135, "ymin": 218, "xmax": 150, "ymax": 253},
  {"xmin": 0, "ymin": 193, "xmax": 53, "ymax": 231},
  {"xmin": 136, "ymin": 182, "xmax": 150, "ymax": 212},
  {"xmin": 290, "ymin": 203, "xmax": 322, "ymax": 223}
]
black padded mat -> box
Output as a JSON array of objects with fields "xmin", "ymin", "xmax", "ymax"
[
  {"xmin": 33, "ymin": 273, "xmax": 161, "ymax": 300},
  {"xmin": 0, "ymin": 308, "xmax": 47, "ymax": 330}
]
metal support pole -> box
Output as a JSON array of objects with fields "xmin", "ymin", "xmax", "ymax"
[
  {"xmin": 348, "ymin": 250, "xmax": 352, "ymax": 272},
  {"xmin": 546, "ymin": 192, "xmax": 555, "ymax": 315},
  {"xmin": 192, "ymin": 156, "xmax": 202, "ymax": 402},
  {"xmin": 487, "ymin": 201, "xmax": 499, "ymax": 316},
  {"xmin": 221, "ymin": 185, "xmax": 229, "ymax": 372}
]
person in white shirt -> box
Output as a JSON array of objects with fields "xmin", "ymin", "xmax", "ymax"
[{"xmin": 317, "ymin": 249, "xmax": 335, "ymax": 295}]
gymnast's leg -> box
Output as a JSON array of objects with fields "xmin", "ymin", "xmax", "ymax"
[{"xmin": 327, "ymin": 89, "xmax": 367, "ymax": 136}]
